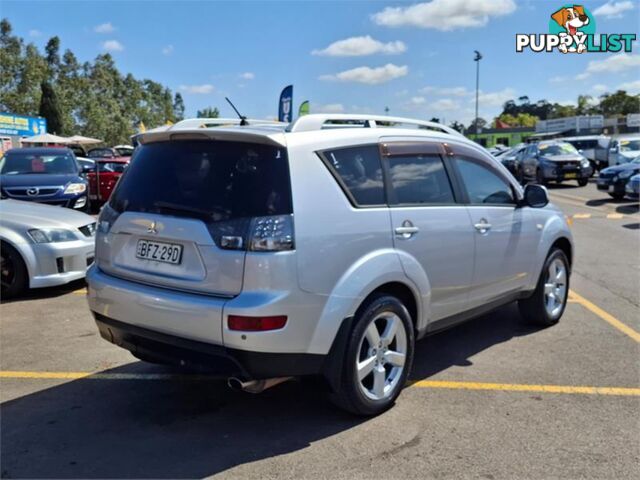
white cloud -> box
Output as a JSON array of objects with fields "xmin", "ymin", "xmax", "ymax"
[
  {"xmin": 592, "ymin": 84, "xmax": 608, "ymax": 93},
  {"xmin": 420, "ymin": 86, "xmax": 469, "ymax": 96},
  {"xmin": 102, "ymin": 40, "xmax": 124, "ymax": 52},
  {"xmin": 179, "ymin": 84, "xmax": 215, "ymax": 94},
  {"xmin": 28, "ymin": 29, "xmax": 42, "ymax": 37},
  {"xmin": 430, "ymin": 98, "xmax": 460, "ymax": 111},
  {"xmin": 409, "ymin": 96, "xmax": 426, "ymax": 105},
  {"xmin": 94, "ymin": 22, "xmax": 115, "ymax": 34},
  {"xmin": 313, "ymin": 103, "xmax": 345, "ymax": 113},
  {"xmin": 372, "ymin": 0, "xmax": 517, "ymax": 31},
  {"xmin": 593, "ymin": 1, "xmax": 634, "ymax": 19},
  {"xmin": 320, "ymin": 63, "xmax": 408, "ymax": 85},
  {"xmin": 549, "ymin": 75, "xmax": 567, "ymax": 83},
  {"xmin": 617, "ymin": 79, "xmax": 640, "ymax": 93},
  {"xmin": 312, "ymin": 35, "xmax": 406, "ymax": 56},
  {"xmin": 239, "ymin": 72, "xmax": 255, "ymax": 80},
  {"xmin": 162, "ymin": 45, "xmax": 174, "ymax": 55},
  {"xmin": 475, "ymin": 88, "xmax": 516, "ymax": 107},
  {"xmin": 576, "ymin": 53, "xmax": 640, "ymax": 79}
]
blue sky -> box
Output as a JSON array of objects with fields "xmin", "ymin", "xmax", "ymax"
[{"xmin": 4, "ymin": 0, "xmax": 640, "ymax": 125}]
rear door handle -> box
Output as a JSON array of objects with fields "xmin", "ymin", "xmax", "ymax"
[
  {"xmin": 395, "ymin": 221, "xmax": 419, "ymax": 239},
  {"xmin": 474, "ymin": 219, "xmax": 492, "ymax": 233}
]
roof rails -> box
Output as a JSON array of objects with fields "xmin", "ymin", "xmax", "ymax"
[
  {"xmin": 170, "ymin": 118, "xmax": 286, "ymax": 130},
  {"xmin": 287, "ymin": 114, "xmax": 464, "ymax": 137}
]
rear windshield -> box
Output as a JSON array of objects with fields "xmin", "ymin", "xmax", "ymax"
[
  {"xmin": 110, "ymin": 140, "xmax": 292, "ymax": 221},
  {"xmin": 0, "ymin": 151, "xmax": 78, "ymax": 175},
  {"xmin": 88, "ymin": 148, "xmax": 116, "ymax": 158}
]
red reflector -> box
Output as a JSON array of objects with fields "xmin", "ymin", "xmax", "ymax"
[{"xmin": 228, "ymin": 315, "xmax": 287, "ymax": 331}]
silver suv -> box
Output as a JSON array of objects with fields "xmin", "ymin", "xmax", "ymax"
[{"xmin": 87, "ymin": 114, "xmax": 573, "ymax": 415}]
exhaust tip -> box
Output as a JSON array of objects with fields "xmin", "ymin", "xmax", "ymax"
[{"xmin": 227, "ymin": 377, "xmax": 244, "ymax": 391}]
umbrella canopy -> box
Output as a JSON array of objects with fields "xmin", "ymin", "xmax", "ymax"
[
  {"xmin": 21, "ymin": 133, "xmax": 71, "ymax": 144},
  {"xmin": 67, "ymin": 135, "xmax": 103, "ymax": 145}
]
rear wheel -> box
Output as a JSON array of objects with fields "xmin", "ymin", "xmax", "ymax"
[
  {"xmin": 577, "ymin": 178, "xmax": 588, "ymax": 187},
  {"xmin": 536, "ymin": 168, "xmax": 547, "ymax": 186},
  {"xmin": 1, "ymin": 242, "xmax": 28, "ymax": 299},
  {"xmin": 609, "ymin": 192, "xmax": 624, "ymax": 200},
  {"xmin": 331, "ymin": 295, "xmax": 414, "ymax": 416},
  {"xmin": 518, "ymin": 248, "xmax": 569, "ymax": 327}
]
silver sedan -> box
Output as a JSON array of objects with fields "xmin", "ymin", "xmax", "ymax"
[{"xmin": 0, "ymin": 199, "xmax": 96, "ymax": 298}]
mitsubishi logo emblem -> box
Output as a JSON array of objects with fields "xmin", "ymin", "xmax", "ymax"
[
  {"xmin": 147, "ymin": 221, "xmax": 158, "ymax": 234},
  {"xmin": 26, "ymin": 187, "xmax": 39, "ymax": 196}
]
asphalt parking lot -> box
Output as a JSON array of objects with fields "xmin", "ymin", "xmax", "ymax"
[{"xmin": 1, "ymin": 181, "xmax": 638, "ymax": 479}]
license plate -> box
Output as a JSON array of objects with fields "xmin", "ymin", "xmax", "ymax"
[
  {"xmin": 564, "ymin": 172, "xmax": 577, "ymax": 179},
  {"xmin": 136, "ymin": 239, "xmax": 183, "ymax": 265}
]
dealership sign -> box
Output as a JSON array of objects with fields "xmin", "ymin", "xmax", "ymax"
[{"xmin": 0, "ymin": 113, "xmax": 47, "ymax": 136}]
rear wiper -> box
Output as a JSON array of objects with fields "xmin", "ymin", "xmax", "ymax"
[{"xmin": 152, "ymin": 201, "xmax": 213, "ymax": 218}]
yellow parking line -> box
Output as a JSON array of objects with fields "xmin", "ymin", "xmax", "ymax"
[
  {"xmin": 71, "ymin": 288, "xmax": 87, "ymax": 295},
  {"xmin": 606, "ymin": 213, "xmax": 624, "ymax": 219},
  {"xmin": 569, "ymin": 290, "xmax": 640, "ymax": 343},
  {"xmin": 2, "ymin": 371, "xmax": 638, "ymax": 397},
  {"xmin": 410, "ymin": 380, "xmax": 640, "ymax": 396},
  {"xmin": 572, "ymin": 213, "xmax": 591, "ymax": 219}
]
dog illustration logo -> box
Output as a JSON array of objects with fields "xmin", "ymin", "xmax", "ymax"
[{"xmin": 551, "ymin": 5, "xmax": 590, "ymax": 53}]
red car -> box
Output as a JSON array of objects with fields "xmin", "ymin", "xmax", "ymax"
[{"xmin": 87, "ymin": 157, "xmax": 129, "ymax": 204}]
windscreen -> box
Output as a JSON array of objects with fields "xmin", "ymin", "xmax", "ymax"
[
  {"xmin": 109, "ymin": 140, "xmax": 292, "ymax": 222},
  {"xmin": 88, "ymin": 148, "xmax": 116, "ymax": 158},
  {"xmin": 539, "ymin": 142, "xmax": 578, "ymax": 156},
  {"xmin": 0, "ymin": 151, "xmax": 78, "ymax": 175}
]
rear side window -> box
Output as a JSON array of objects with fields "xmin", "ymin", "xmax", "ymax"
[
  {"xmin": 388, "ymin": 155, "xmax": 454, "ymax": 205},
  {"xmin": 322, "ymin": 145, "xmax": 385, "ymax": 206},
  {"xmin": 110, "ymin": 141, "xmax": 292, "ymax": 221},
  {"xmin": 453, "ymin": 157, "xmax": 515, "ymax": 205}
]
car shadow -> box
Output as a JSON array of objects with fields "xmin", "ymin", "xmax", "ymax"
[
  {"xmin": 0, "ymin": 279, "xmax": 86, "ymax": 305},
  {"xmin": 617, "ymin": 203, "xmax": 639, "ymax": 215},
  {"xmin": 0, "ymin": 304, "xmax": 540, "ymax": 478}
]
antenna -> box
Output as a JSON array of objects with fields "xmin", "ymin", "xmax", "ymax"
[{"xmin": 225, "ymin": 97, "xmax": 248, "ymax": 126}]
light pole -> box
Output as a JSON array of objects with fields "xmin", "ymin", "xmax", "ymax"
[{"xmin": 474, "ymin": 50, "xmax": 482, "ymax": 135}]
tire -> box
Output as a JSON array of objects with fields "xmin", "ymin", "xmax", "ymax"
[
  {"xmin": 1, "ymin": 242, "xmax": 28, "ymax": 299},
  {"xmin": 331, "ymin": 295, "xmax": 415, "ymax": 416},
  {"xmin": 518, "ymin": 248, "xmax": 570, "ymax": 327},
  {"xmin": 516, "ymin": 167, "xmax": 524, "ymax": 185},
  {"xmin": 536, "ymin": 168, "xmax": 547, "ymax": 186},
  {"xmin": 577, "ymin": 178, "xmax": 588, "ymax": 187},
  {"xmin": 609, "ymin": 192, "xmax": 624, "ymax": 200}
]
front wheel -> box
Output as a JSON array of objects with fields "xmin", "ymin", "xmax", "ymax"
[
  {"xmin": 609, "ymin": 192, "xmax": 624, "ymax": 200},
  {"xmin": 1, "ymin": 242, "xmax": 28, "ymax": 299},
  {"xmin": 536, "ymin": 168, "xmax": 547, "ymax": 186},
  {"xmin": 518, "ymin": 248, "xmax": 570, "ymax": 327},
  {"xmin": 577, "ymin": 178, "xmax": 588, "ymax": 187},
  {"xmin": 331, "ymin": 295, "xmax": 415, "ymax": 416}
]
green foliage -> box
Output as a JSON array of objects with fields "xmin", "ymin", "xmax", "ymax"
[
  {"xmin": 494, "ymin": 112, "xmax": 538, "ymax": 128},
  {"xmin": 0, "ymin": 18, "xmax": 183, "ymax": 145},
  {"xmin": 38, "ymin": 81, "xmax": 63, "ymax": 134},
  {"xmin": 449, "ymin": 120, "xmax": 464, "ymax": 133},
  {"xmin": 197, "ymin": 106, "xmax": 220, "ymax": 118}
]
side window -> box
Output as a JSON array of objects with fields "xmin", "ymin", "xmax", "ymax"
[
  {"xmin": 322, "ymin": 145, "xmax": 385, "ymax": 206},
  {"xmin": 388, "ymin": 154, "xmax": 455, "ymax": 205},
  {"xmin": 453, "ymin": 157, "xmax": 516, "ymax": 205}
]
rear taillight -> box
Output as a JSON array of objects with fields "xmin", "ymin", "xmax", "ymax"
[
  {"xmin": 211, "ymin": 214, "xmax": 294, "ymax": 252},
  {"xmin": 97, "ymin": 203, "xmax": 121, "ymax": 234},
  {"xmin": 228, "ymin": 315, "xmax": 287, "ymax": 331}
]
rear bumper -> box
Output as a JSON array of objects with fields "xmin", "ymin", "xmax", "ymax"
[{"xmin": 93, "ymin": 313, "xmax": 325, "ymax": 379}]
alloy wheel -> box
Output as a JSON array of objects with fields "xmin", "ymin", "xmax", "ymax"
[{"xmin": 543, "ymin": 258, "xmax": 567, "ymax": 318}]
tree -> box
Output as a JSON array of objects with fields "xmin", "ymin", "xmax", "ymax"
[
  {"xmin": 197, "ymin": 106, "xmax": 219, "ymax": 118},
  {"xmin": 599, "ymin": 90, "xmax": 640, "ymax": 116},
  {"xmin": 469, "ymin": 117, "xmax": 487, "ymax": 131},
  {"xmin": 449, "ymin": 120, "xmax": 464, "ymax": 133},
  {"xmin": 38, "ymin": 81, "xmax": 63, "ymax": 134},
  {"xmin": 173, "ymin": 93, "xmax": 185, "ymax": 121},
  {"xmin": 429, "ymin": 117, "xmax": 440, "ymax": 123},
  {"xmin": 494, "ymin": 112, "xmax": 538, "ymax": 127}
]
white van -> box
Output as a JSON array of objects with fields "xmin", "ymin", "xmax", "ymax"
[
  {"xmin": 562, "ymin": 135, "xmax": 610, "ymax": 171},
  {"xmin": 608, "ymin": 135, "xmax": 640, "ymax": 166}
]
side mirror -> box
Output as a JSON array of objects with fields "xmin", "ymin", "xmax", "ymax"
[
  {"xmin": 522, "ymin": 184, "xmax": 548, "ymax": 208},
  {"xmin": 82, "ymin": 164, "xmax": 95, "ymax": 173}
]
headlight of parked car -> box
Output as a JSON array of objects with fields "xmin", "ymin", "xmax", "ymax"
[
  {"xmin": 64, "ymin": 183, "xmax": 87, "ymax": 195},
  {"xmin": 618, "ymin": 170, "xmax": 634, "ymax": 179},
  {"xmin": 28, "ymin": 228, "xmax": 78, "ymax": 243},
  {"xmin": 580, "ymin": 159, "xmax": 590, "ymax": 168}
]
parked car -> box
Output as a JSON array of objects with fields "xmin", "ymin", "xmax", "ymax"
[
  {"xmin": 608, "ymin": 135, "xmax": 640, "ymax": 166},
  {"xmin": 0, "ymin": 198, "xmax": 96, "ymax": 298},
  {"xmin": 520, "ymin": 141, "xmax": 592, "ymax": 186},
  {"xmin": 87, "ymin": 157, "xmax": 129, "ymax": 205},
  {"xmin": 113, "ymin": 145, "xmax": 134, "ymax": 157},
  {"xmin": 87, "ymin": 147, "xmax": 119, "ymax": 159},
  {"xmin": 87, "ymin": 114, "xmax": 573, "ymax": 416},
  {"xmin": 76, "ymin": 157, "xmax": 95, "ymax": 172},
  {"xmin": 625, "ymin": 174, "xmax": 640, "ymax": 200},
  {"xmin": 597, "ymin": 157, "xmax": 640, "ymax": 200},
  {"xmin": 562, "ymin": 135, "xmax": 610, "ymax": 172},
  {"xmin": 0, "ymin": 148, "xmax": 89, "ymax": 211},
  {"xmin": 498, "ymin": 145, "xmax": 527, "ymax": 181}
]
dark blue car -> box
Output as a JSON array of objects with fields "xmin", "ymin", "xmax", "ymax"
[
  {"xmin": 0, "ymin": 148, "xmax": 90, "ymax": 211},
  {"xmin": 597, "ymin": 156, "xmax": 640, "ymax": 200}
]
